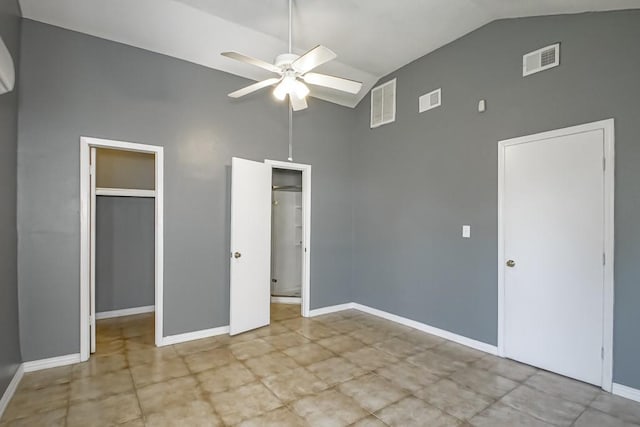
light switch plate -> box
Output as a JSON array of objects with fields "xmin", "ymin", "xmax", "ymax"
[{"xmin": 462, "ymin": 225, "xmax": 471, "ymax": 238}]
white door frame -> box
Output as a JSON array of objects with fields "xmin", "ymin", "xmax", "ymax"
[
  {"xmin": 80, "ymin": 136, "xmax": 164, "ymax": 361},
  {"xmin": 265, "ymin": 159, "xmax": 312, "ymax": 318},
  {"xmin": 497, "ymin": 119, "xmax": 615, "ymax": 391}
]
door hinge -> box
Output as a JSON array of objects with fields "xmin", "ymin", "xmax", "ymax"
[
  {"xmin": 89, "ymin": 315, "xmax": 94, "ymax": 326},
  {"xmin": 89, "ymin": 164, "xmax": 95, "ymax": 176},
  {"xmin": 603, "ymin": 253, "xmax": 606, "ymax": 266},
  {"xmin": 603, "ymin": 157, "xmax": 606, "ymax": 171},
  {"xmin": 601, "ymin": 347, "xmax": 605, "ymax": 360}
]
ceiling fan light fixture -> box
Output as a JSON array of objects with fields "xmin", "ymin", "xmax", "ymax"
[
  {"xmin": 294, "ymin": 80, "xmax": 310, "ymax": 99},
  {"xmin": 273, "ymin": 76, "xmax": 294, "ymax": 100},
  {"xmin": 273, "ymin": 76, "xmax": 309, "ymax": 101},
  {"xmin": 273, "ymin": 82, "xmax": 288, "ymax": 100}
]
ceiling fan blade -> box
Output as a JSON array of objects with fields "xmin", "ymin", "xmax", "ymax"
[
  {"xmin": 303, "ymin": 72, "xmax": 363, "ymax": 95},
  {"xmin": 228, "ymin": 78, "xmax": 282, "ymax": 98},
  {"xmin": 221, "ymin": 52, "xmax": 282, "ymax": 74},
  {"xmin": 290, "ymin": 94, "xmax": 308, "ymax": 111},
  {"xmin": 292, "ymin": 45, "xmax": 337, "ymax": 74}
]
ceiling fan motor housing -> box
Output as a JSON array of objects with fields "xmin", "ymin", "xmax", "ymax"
[{"xmin": 275, "ymin": 53, "xmax": 300, "ymax": 70}]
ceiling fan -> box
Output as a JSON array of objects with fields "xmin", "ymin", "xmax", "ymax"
[{"xmin": 221, "ymin": 0, "xmax": 363, "ymax": 111}]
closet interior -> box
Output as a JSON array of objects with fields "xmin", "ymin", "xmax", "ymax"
[
  {"xmin": 93, "ymin": 148, "xmax": 156, "ymax": 350},
  {"xmin": 270, "ymin": 168, "xmax": 303, "ymax": 304}
]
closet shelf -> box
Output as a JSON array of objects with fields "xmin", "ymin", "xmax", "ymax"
[{"xmin": 96, "ymin": 187, "xmax": 156, "ymax": 198}]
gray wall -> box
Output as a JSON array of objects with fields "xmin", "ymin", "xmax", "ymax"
[
  {"xmin": 96, "ymin": 148, "xmax": 155, "ymax": 190},
  {"xmin": 0, "ymin": 0, "xmax": 21, "ymax": 397},
  {"xmin": 17, "ymin": 20, "xmax": 354, "ymax": 360},
  {"xmin": 16, "ymin": 10, "xmax": 640, "ymax": 390},
  {"xmin": 351, "ymin": 10, "xmax": 640, "ymax": 389},
  {"xmin": 96, "ymin": 196, "xmax": 155, "ymax": 313}
]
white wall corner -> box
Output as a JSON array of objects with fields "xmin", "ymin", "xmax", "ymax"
[
  {"xmin": 160, "ymin": 325, "xmax": 230, "ymax": 346},
  {"xmin": 0, "ymin": 364, "xmax": 24, "ymax": 420},
  {"xmin": 23, "ymin": 354, "xmax": 81, "ymax": 373},
  {"xmin": 612, "ymin": 383, "xmax": 640, "ymax": 403}
]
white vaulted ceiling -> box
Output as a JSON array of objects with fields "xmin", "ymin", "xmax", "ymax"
[{"xmin": 19, "ymin": 0, "xmax": 640, "ymax": 108}]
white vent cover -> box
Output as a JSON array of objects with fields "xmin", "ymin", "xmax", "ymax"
[
  {"xmin": 371, "ymin": 78, "xmax": 396, "ymax": 128},
  {"xmin": 419, "ymin": 88, "xmax": 441, "ymax": 113},
  {"xmin": 523, "ymin": 43, "xmax": 560, "ymax": 76}
]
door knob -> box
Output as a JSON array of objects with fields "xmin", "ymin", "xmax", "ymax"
[
  {"xmin": 234, "ymin": 252, "xmax": 242, "ymax": 259},
  {"xmin": 506, "ymin": 259, "xmax": 516, "ymax": 267}
]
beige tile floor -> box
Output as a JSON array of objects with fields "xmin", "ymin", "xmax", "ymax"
[{"xmin": 2, "ymin": 304, "xmax": 640, "ymax": 426}]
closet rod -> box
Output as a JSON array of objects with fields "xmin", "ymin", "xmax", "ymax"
[{"xmin": 272, "ymin": 185, "xmax": 302, "ymax": 191}]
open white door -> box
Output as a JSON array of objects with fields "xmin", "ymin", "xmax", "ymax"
[
  {"xmin": 89, "ymin": 147, "xmax": 97, "ymax": 353},
  {"xmin": 230, "ymin": 157, "xmax": 272, "ymax": 335}
]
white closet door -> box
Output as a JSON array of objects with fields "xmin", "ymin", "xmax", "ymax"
[
  {"xmin": 503, "ymin": 129, "xmax": 605, "ymax": 385},
  {"xmin": 229, "ymin": 157, "xmax": 272, "ymax": 335}
]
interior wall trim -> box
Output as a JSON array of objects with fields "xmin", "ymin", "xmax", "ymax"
[
  {"xmin": 612, "ymin": 383, "xmax": 640, "ymax": 403},
  {"xmin": 22, "ymin": 354, "xmax": 82, "ymax": 372},
  {"xmin": 95, "ymin": 305, "xmax": 155, "ymax": 320},
  {"xmin": 160, "ymin": 325, "xmax": 230, "ymax": 346},
  {"xmin": 0, "ymin": 365, "xmax": 24, "ymax": 420}
]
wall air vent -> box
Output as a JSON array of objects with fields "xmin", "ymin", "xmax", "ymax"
[
  {"xmin": 523, "ymin": 43, "xmax": 560, "ymax": 77},
  {"xmin": 419, "ymin": 88, "xmax": 441, "ymax": 113},
  {"xmin": 371, "ymin": 78, "xmax": 396, "ymax": 128}
]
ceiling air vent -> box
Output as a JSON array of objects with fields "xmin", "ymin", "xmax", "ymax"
[
  {"xmin": 371, "ymin": 78, "xmax": 396, "ymax": 128},
  {"xmin": 523, "ymin": 43, "xmax": 560, "ymax": 77},
  {"xmin": 419, "ymin": 88, "xmax": 441, "ymax": 113}
]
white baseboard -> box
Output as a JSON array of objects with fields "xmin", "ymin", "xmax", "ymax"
[
  {"xmin": 160, "ymin": 325, "xmax": 230, "ymax": 346},
  {"xmin": 96, "ymin": 305, "xmax": 155, "ymax": 320},
  {"xmin": 0, "ymin": 364, "xmax": 24, "ymax": 420},
  {"xmin": 309, "ymin": 303, "xmax": 355, "ymax": 317},
  {"xmin": 23, "ymin": 354, "xmax": 81, "ymax": 373},
  {"xmin": 271, "ymin": 296, "xmax": 301, "ymax": 304},
  {"xmin": 308, "ymin": 302, "xmax": 498, "ymax": 356},
  {"xmin": 351, "ymin": 303, "xmax": 498, "ymax": 355},
  {"xmin": 612, "ymin": 383, "xmax": 640, "ymax": 403}
]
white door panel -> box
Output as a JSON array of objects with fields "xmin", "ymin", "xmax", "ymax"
[
  {"xmin": 230, "ymin": 157, "xmax": 272, "ymax": 335},
  {"xmin": 504, "ymin": 129, "xmax": 604, "ymax": 386}
]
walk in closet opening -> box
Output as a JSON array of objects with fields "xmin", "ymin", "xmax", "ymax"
[
  {"xmin": 80, "ymin": 137, "xmax": 164, "ymax": 361},
  {"xmin": 270, "ymin": 168, "xmax": 304, "ymax": 307}
]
